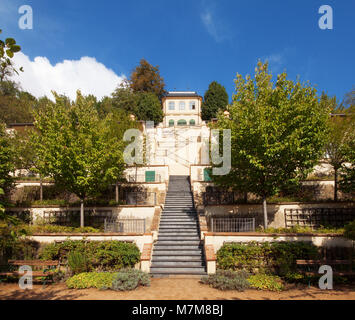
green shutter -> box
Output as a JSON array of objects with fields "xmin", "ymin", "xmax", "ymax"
[
  {"xmin": 204, "ymin": 168, "xmax": 212, "ymax": 182},
  {"xmin": 145, "ymin": 171, "xmax": 155, "ymax": 182}
]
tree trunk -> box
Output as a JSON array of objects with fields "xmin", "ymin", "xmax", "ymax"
[
  {"xmin": 115, "ymin": 182, "xmax": 119, "ymax": 203},
  {"xmin": 244, "ymin": 192, "xmax": 248, "ymax": 204},
  {"xmin": 334, "ymin": 167, "xmax": 338, "ymax": 202},
  {"xmin": 262, "ymin": 196, "xmax": 268, "ymax": 230},
  {"xmin": 39, "ymin": 177, "xmax": 43, "ymax": 202},
  {"xmin": 80, "ymin": 199, "xmax": 84, "ymax": 228}
]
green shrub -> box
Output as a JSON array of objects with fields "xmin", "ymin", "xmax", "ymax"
[
  {"xmin": 66, "ymin": 272, "xmax": 117, "ymax": 289},
  {"xmin": 23, "ymin": 224, "xmax": 101, "ymax": 234},
  {"xmin": 248, "ymin": 274, "xmax": 284, "ymax": 292},
  {"xmin": 200, "ymin": 270, "xmax": 250, "ymax": 291},
  {"xmin": 68, "ymin": 250, "xmax": 89, "ymax": 274},
  {"xmin": 217, "ymin": 241, "xmax": 319, "ymax": 276},
  {"xmin": 40, "ymin": 240, "xmax": 140, "ymax": 271},
  {"xmin": 344, "ymin": 220, "xmax": 355, "ymax": 241},
  {"xmin": 66, "ymin": 269, "xmax": 150, "ymax": 291},
  {"xmin": 111, "ymin": 268, "xmax": 150, "ymax": 291}
]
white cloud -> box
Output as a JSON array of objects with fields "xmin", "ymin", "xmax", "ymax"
[
  {"xmin": 11, "ymin": 52, "xmax": 125, "ymax": 101},
  {"xmin": 262, "ymin": 51, "xmax": 288, "ymax": 74},
  {"xmin": 200, "ymin": 8, "xmax": 230, "ymax": 43}
]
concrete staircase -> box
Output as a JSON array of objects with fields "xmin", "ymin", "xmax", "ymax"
[{"xmin": 150, "ymin": 176, "xmax": 207, "ymax": 277}]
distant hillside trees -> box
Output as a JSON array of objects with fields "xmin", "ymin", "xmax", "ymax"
[
  {"xmin": 202, "ymin": 81, "xmax": 229, "ymax": 121},
  {"xmin": 130, "ymin": 58, "xmax": 167, "ymax": 100}
]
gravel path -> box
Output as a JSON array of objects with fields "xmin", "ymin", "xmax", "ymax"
[{"xmin": 0, "ymin": 279, "xmax": 354, "ymax": 300}]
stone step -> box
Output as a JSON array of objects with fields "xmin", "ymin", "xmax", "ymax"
[
  {"xmin": 158, "ymin": 235, "xmax": 199, "ymax": 239},
  {"xmin": 162, "ymin": 211, "xmax": 197, "ymax": 214},
  {"xmin": 158, "ymin": 228, "xmax": 198, "ymax": 232},
  {"xmin": 151, "ymin": 261, "xmax": 205, "ymax": 267},
  {"xmin": 153, "ymin": 250, "xmax": 203, "ymax": 255},
  {"xmin": 150, "ymin": 268, "xmax": 207, "ymax": 275},
  {"xmin": 160, "ymin": 215, "xmax": 197, "ymax": 219},
  {"xmin": 158, "ymin": 236, "xmax": 200, "ymax": 241},
  {"xmin": 158, "ymin": 227, "xmax": 199, "ymax": 232},
  {"xmin": 155, "ymin": 241, "xmax": 201, "ymax": 246},
  {"xmin": 159, "ymin": 222, "xmax": 198, "ymax": 226},
  {"xmin": 160, "ymin": 219, "xmax": 198, "ymax": 223}
]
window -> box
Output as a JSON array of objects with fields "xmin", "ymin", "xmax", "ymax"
[
  {"xmin": 189, "ymin": 119, "xmax": 196, "ymax": 126},
  {"xmin": 179, "ymin": 101, "xmax": 185, "ymax": 110},
  {"xmin": 189, "ymin": 101, "xmax": 196, "ymax": 110},
  {"xmin": 145, "ymin": 171, "xmax": 155, "ymax": 182},
  {"xmin": 169, "ymin": 119, "xmax": 174, "ymax": 127},
  {"xmin": 168, "ymin": 101, "xmax": 175, "ymax": 110},
  {"xmin": 177, "ymin": 119, "xmax": 187, "ymax": 126}
]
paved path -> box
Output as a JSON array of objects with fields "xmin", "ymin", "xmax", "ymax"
[{"xmin": 0, "ymin": 279, "xmax": 354, "ymax": 300}]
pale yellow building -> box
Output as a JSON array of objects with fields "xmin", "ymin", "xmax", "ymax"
[{"xmin": 162, "ymin": 91, "xmax": 203, "ymax": 128}]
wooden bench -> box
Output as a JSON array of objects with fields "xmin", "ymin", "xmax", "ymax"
[
  {"xmin": 296, "ymin": 259, "xmax": 355, "ymax": 276},
  {"xmin": 0, "ymin": 260, "xmax": 60, "ymax": 280}
]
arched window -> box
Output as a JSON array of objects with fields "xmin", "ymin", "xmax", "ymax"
[
  {"xmin": 177, "ymin": 119, "xmax": 187, "ymax": 126},
  {"xmin": 169, "ymin": 119, "xmax": 174, "ymax": 127},
  {"xmin": 189, "ymin": 119, "xmax": 196, "ymax": 126}
]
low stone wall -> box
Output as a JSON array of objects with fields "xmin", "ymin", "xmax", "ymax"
[
  {"xmin": 8, "ymin": 205, "xmax": 158, "ymax": 231},
  {"xmin": 192, "ymin": 180, "xmax": 354, "ymax": 207},
  {"xmin": 28, "ymin": 233, "xmax": 154, "ymax": 252},
  {"xmin": 203, "ymin": 202, "xmax": 355, "ymax": 229},
  {"xmin": 204, "ymin": 233, "xmax": 353, "ymax": 254}
]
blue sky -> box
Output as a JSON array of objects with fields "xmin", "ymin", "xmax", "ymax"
[{"xmin": 0, "ymin": 0, "xmax": 354, "ymax": 102}]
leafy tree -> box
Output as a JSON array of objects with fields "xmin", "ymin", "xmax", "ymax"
[
  {"xmin": 0, "ymin": 81, "xmax": 36, "ymax": 124},
  {"xmin": 130, "ymin": 59, "xmax": 166, "ymax": 100},
  {"xmin": 322, "ymin": 93, "xmax": 355, "ymax": 201},
  {"xmin": 110, "ymin": 80, "xmax": 138, "ymax": 116},
  {"xmin": 339, "ymin": 128, "xmax": 355, "ymax": 195},
  {"xmin": 344, "ymin": 86, "xmax": 355, "ymax": 112},
  {"xmin": 136, "ymin": 92, "xmax": 163, "ymax": 125},
  {"xmin": 202, "ymin": 81, "xmax": 229, "ymax": 121},
  {"xmin": 31, "ymin": 91, "xmax": 129, "ymax": 227},
  {"xmin": 212, "ymin": 61, "xmax": 329, "ymax": 229},
  {"xmin": 0, "ymin": 123, "xmax": 14, "ymax": 198},
  {"xmin": 0, "ymin": 29, "xmax": 23, "ymax": 82}
]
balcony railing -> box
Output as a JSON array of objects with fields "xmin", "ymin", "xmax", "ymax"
[
  {"xmin": 210, "ymin": 217, "xmax": 255, "ymax": 232},
  {"xmin": 104, "ymin": 218, "xmax": 146, "ymax": 233}
]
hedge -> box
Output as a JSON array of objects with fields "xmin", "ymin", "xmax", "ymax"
[
  {"xmin": 40, "ymin": 240, "xmax": 140, "ymax": 271},
  {"xmin": 217, "ymin": 241, "xmax": 319, "ymax": 275}
]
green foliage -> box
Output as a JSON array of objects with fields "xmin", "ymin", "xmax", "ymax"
[
  {"xmin": 111, "ymin": 268, "xmax": 150, "ymax": 291},
  {"xmin": 344, "ymin": 220, "xmax": 355, "ymax": 241},
  {"xmin": 217, "ymin": 241, "xmax": 319, "ymax": 275},
  {"xmin": 202, "ymin": 81, "xmax": 229, "ymax": 120},
  {"xmin": 40, "ymin": 240, "xmax": 140, "ymax": 271},
  {"xmin": 0, "ymin": 29, "xmax": 23, "ymax": 82},
  {"xmin": 130, "ymin": 59, "xmax": 166, "ymax": 100},
  {"xmin": 135, "ymin": 92, "xmax": 163, "ymax": 125},
  {"xmin": 200, "ymin": 270, "xmax": 250, "ymax": 291},
  {"xmin": 322, "ymin": 93, "xmax": 355, "ymax": 201},
  {"xmin": 66, "ymin": 269, "xmax": 150, "ymax": 291},
  {"xmin": 0, "ymin": 123, "xmax": 14, "ymax": 197},
  {"xmin": 66, "ymin": 272, "xmax": 117, "ymax": 289},
  {"xmin": 248, "ymin": 274, "xmax": 284, "ymax": 292},
  {"xmin": 23, "ymin": 224, "xmax": 101, "ymax": 234},
  {"xmin": 31, "ymin": 91, "xmax": 128, "ymax": 225},
  {"xmin": 257, "ymin": 225, "xmax": 345, "ymax": 235},
  {"xmin": 68, "ymin": 250, "xmax": 89, "ymax": 274},
  {"xmin": 212, "ymin": 61, "xmax": 330, "ymax": 227},
  {"xmin": 0, "ymin": 82, "xmax": 36, "ymax": 124}
]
